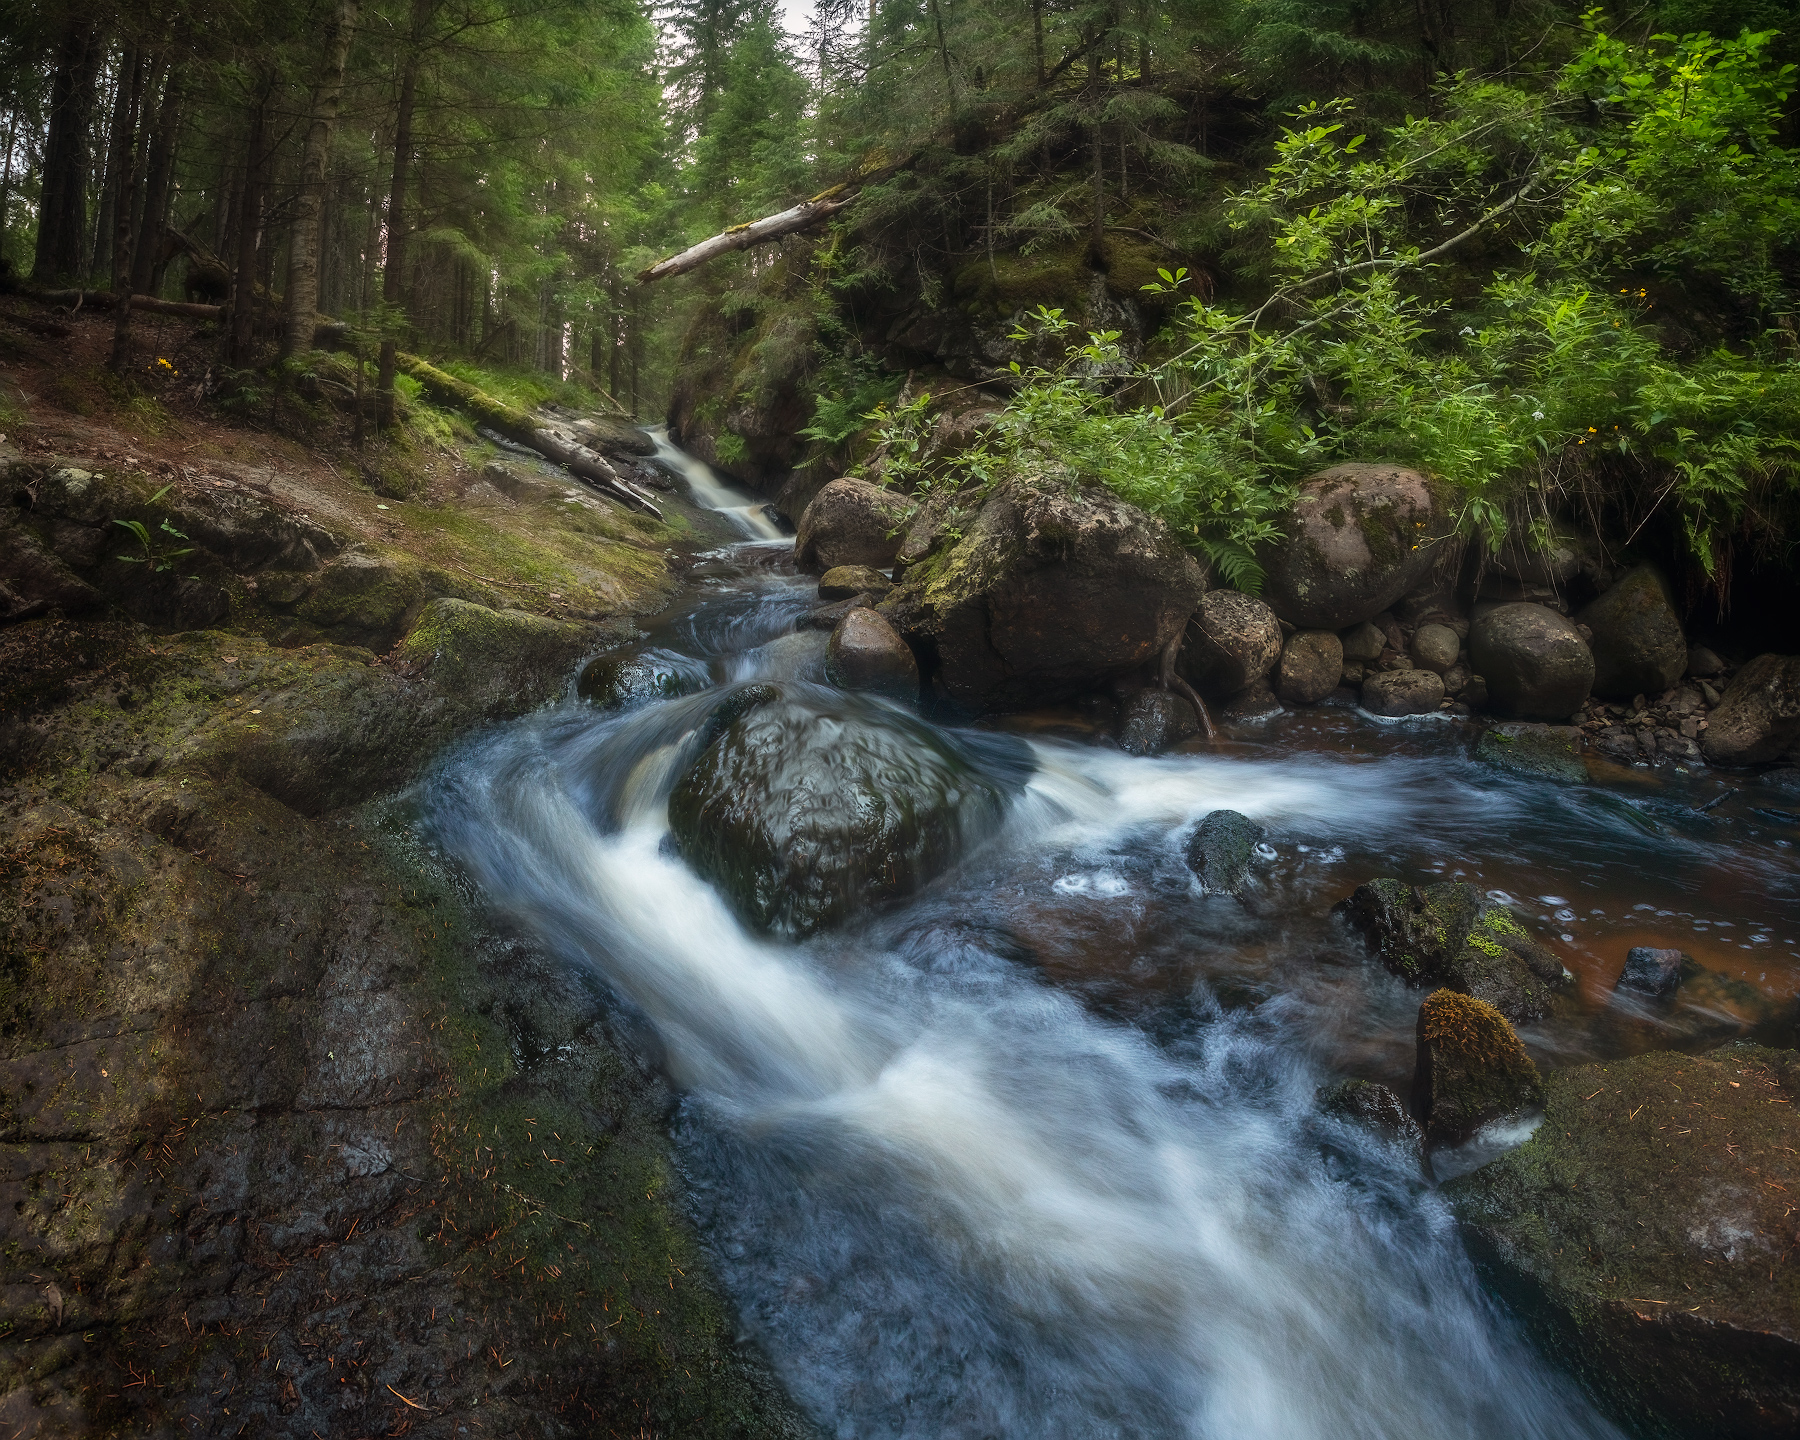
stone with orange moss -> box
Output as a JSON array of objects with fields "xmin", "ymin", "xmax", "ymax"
[{"xmin": 1411, "ymin": 988, "xmax": 1544, "ymax": 1147}]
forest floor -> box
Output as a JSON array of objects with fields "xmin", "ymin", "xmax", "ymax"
[{"xmin": 0, "ymin": 297, "xmax": 810, "ymax": 1439}]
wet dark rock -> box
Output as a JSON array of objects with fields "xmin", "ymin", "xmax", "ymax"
[
  {"xmin": 577, "ymin": 645, "xmax": 709, "ymax": 711},
  {"xmin": 1258, "ymin": 464, "xmax": 1457, "ymax": 630},
  {"xmin": 1216, "ymin": 680, "xmax": 1283, "ymax": 726},
  {"xmin": 1317, "ymin": 1078, "xmax": 1426, "ymax": 1163},
  {"xmin": 879, "ymin": 479, "xmax": 1205, "ymax": 713},
  {"xmin": 667, "ymin": 692, "xmax": 1025, "ymax": 936},
  {"xmin": 1687, "ymin": 645, "xmax": 1726, "ymax": 678},
  {"xmin": 1117, "ymin": 688, "xmax": 1199, "ymax": 756},
  {"xmin": 0, "ymin": 518, "xmax": 103, "ymax": 620},
  {"xmin": 1445, "ymin": 1044, "xmax": 1800, "ymax": 1440},
  {"xmin": 1276, "ymin": 630, "xmax": 1343, "ymax": 705},
  {"xmin": 1337, "ymin": 879, "xmax": 1573, "ymax": 1024},
  {"xmin": 792, "ymin": 478, "xmax": 913, "ymax": 574},
  {"xmin": 796, "ymin": 594, "xmax": 872, "ymax": 631},
  {"xmin": 1473, "ymin": 723, "xmax": 1586, "ymax": 783},
  {"xmin": 825, "ymin": 607, "xmax": 919, "ymax": 704},
  {"xmin": 1616, "ymin": 946, "xmax": 1685, "ymax": 998},
  {"xmin": 1469, "ymin": 603, "xmax": 1594, "ymax": 720},
  {"xmin": 744, "ymin": 629, "xmax": 830, "ymax": 683},
  {"xmin": 1579, "ymin": 565, "xmax": 1687, "ymax": 700},
  {"xmin": 1340, "ymin": 620, "xmax": 1386, "ymax": 664},
  {"xmin": 1180, "ymin": 590, "xmax": 1282, "ymax": 695},
  {"xmin": 1409, "ymin": 622, "xmax": 1460, "ymax": 675},
  {"xmin": 1361, "ymin": 668, "xmax": 1444, "ymax": 717},
  {"xmin": 1184, "ymin": 809, "xmax": 1264, "ymax": 897},
  {"xmin": 1702, "ymin": 654, "xmax": 1800, "ymax": 766},
  {"xmin": 818, "ymin": 564, "xmax": 893, "ymax": 601},
  {"xmin": 1411, "ymin": 988, "xmax": 1543, "ymax": 1147}
]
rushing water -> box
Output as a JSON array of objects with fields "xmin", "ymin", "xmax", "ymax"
[{"xmin": 426, "ymin": 460, "xmax": 1799, "ymax": 1439}]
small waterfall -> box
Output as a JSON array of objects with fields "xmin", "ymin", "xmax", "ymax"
[{"xmin": 646, "ymin": 424, "xmax": 787, "ymax": 540}]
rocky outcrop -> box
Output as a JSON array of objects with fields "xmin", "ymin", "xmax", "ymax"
[
  {"xmin": 1411, "ymin": 989, "xmax": 1544, "ymax": 1146},
  {"xmin": 1258, "ymin": 464, "xmax": 1456, "ymax": 630},
  {"xmin": 1469, "ymin": 603, "xmax": 1594, "ymax": 720},
  {"xmin": 1579, "ymin": 564, "xmax": 1687, "ymax": 699},
  {"xmin": 1337, "ymin": 879, "xmax": 1573, "ymax": 1024},
  {"xmin": 1702, "ymin": 654, "xmax": 1800, "ymax": 766},
  {"xmin": 399, "ymin": 598, "xmax": 597, "ymax": 710},
  {"xmin": 1361, "ymin": 668, "xmax": 1443, "ymax": 716},
  {"xmin": 1446, "ymin": 1044, "xmax": 1800, "ymax": 1439},
  {"xmin": 1276, "ymin": 630, "xmax": 1342, "ymax": 704},
  {"xmin": 825, "ymin": 607, "xmax": 919, "ymax": 703},
  {"xmin": 667, "ymin": 688, "xmax": 1025, "ymax": 936},
  {"xmin": 879, "ymin": 478, "xmax": 1206, "ymax": 713},
  {"xmin": 793, "ymin": 479, "xmax": 913, "ymax": 574},
  {"xmin": 1185, "ymin": 809, "xmax": 1264, "ymax": 898},
  {"xmin": 1180, "ymin": 590, "xmax": 1282, "ymax": 695}
]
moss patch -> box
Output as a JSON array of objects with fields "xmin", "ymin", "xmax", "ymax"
[{"xmin": 1447, "ymin": 1044, "xmax": 1800, "ymax": 1437}]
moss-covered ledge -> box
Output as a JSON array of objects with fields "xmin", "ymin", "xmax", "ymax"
[{"xmin": 1445, "ymin": 1044, "xmax": 1800, "ymax": 1439}]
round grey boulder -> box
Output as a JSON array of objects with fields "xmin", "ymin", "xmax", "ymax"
[
  {"xmin": 1340, "ymin": 620, "xmax": 1386, "ymax": 663},
  {"xmin": 1258, "ymin": 464, "xmax": 1455, "ymax": 630},
  {"xmin": 1276, "ymin": 630, "xmax": 1343, "ymax": 704},
  {"xmin": 1362, "ymin": 668, "xmax": 1445, "ymax": 716},
  {"xmin": 1469, "ymin": 604, "xmax": 1594, "ymax": 720},
  {"xmin": 1409, "ymin": 622, "xmax": 1460, "ymax": 675},
  {"xmin": 1181, "ymin": 590, "xmax": 1283, "ymax": 694},
  {"xmin": 794, "ymin": 479, "xmax": 912, "ymax": 574},
  {"xmin": 1577, "ymin": 565, "xmax": 1686, "ymax": 699},
  {"xmin": 1701, "ymin": 653, "xmax": 1800, "ymax": 766},
  {"xmin": 826, "ymin": 607, "xmax": 919, "ymax": 704}
]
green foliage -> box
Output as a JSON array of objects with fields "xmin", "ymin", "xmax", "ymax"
[
  {"xmin": 963, "ymin": 21, "xmax": 1800, "ymax": 586},
  {"xmin": 799, "ymin": 355, "xmax": 902, "ymax": 447},
  {"xmin": 113, "ymin": 487, "xmax": 195, "ymax": 573}
]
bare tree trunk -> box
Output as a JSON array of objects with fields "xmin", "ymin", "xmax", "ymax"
[
  {"xmin": 33, "ymin": 19, "xmax": 103, "ymax": 285},
  {"xmin": 0, "ymin": 92, "xmax": 19, "ymax": 251},
  {"xmin": 1032, "ymin": 0, "xmax": 1045, "ymax": 84},
  {"xmin": 228, "ymin": 74, "xmax": 272, "ymax": 366},
  {"xmin": 377, "ymin": 0, "xmax": 432, "ymax": 428},
  {"xmin": 285, "ymin": 0, "xmax": 359, "ymax": 357},
  {"xmin": 108, "ymin": 53, "xmax": 147, "ymax": 373},
  {"xmin": 131, "ymin": 67, "xmax": 181, "ymax": 296},
  {"xmin": 90, "ymin": 51, "xmax": 132, "ymax": 281}
]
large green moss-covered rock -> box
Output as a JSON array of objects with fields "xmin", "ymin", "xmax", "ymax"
[
  {"xmin": 1447, "ymin": 1044, "xmax": 1800, "ymax": 1439},
  {"xmin": 1337, "ymin": 878, "xmax": 1573, "ymax": 1023},
  {"xmin": 667, "ymin": 689, "xmax": 1026, "ymax": 936},
  {"xmin": 880, "ymin": 477, "xmax": 1206, "ymax": 713},
  {"xmin": 398, "ymin": 597, "xmax": 595, "ymax": 710},
  {"xmin": 1473, "ymin": 722, "xmax": 1587, "ymax": 783}
]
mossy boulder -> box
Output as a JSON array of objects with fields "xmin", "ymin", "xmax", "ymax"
[
  {"xmin": 1258, "ymin": 464, "xmax": 1457, "ymax": 630},
  {"xmin": 667, "ymin": 688, "xmax": 1029, "ymax": 936},
  {"xmin": 1337, "ymin": 878, "xmax": 1573, "ymax": 1023},
  {"xmin": 1473, "ymin": 722, "xmax": 1587, "ymax": 783},
  {"xmin": 1412, "ymin": 988, "xmax": 1544, "ymax": 1146},
  {"xmin": 397, "ymin": 598, "xmax": 595, "ymax": 711},
  {"xmin": 1579, "ymin": 564, "xmax": 1687, "ymax": 700},
  {"xmin": 880, "ymin": 478, "xmax": 1206, "ymax": 713},
  {"xmin": 1446, "ymin": 1044, "xmax": 1800, "ymax": 1438}
]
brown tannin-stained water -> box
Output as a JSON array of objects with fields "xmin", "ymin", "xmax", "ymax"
[{"xmin": 425, "ymin": 451, "xmax": 1797, "ymax": 1440}]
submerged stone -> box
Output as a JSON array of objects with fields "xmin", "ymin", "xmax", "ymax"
[
  {"xmin": 1473, "ymin": 722, "xmax": 1587, "ymax": 783},
  {"xmin": 1445, "ymin": 1044, "xmax": 1800, "ymax": 1439},
  {"xmin": 1411, "ymin": 988, "xmax": 1543, "ymax": 1147},
  {"xmin": 1317, "ymin": 1078, "xmax": 1426, "ymax": 1164},
  {"xmin": 1615, "ymin": 945, "xmax": 1684, "ymax": 999},
  {"xmin": 1185, "ymin": 809, "xmax": 1265, "ymax": 897},
  {"xmin": 578, "ymin": 647, "xmax": 710, "ymax": 710},
  {"xmin": 667, "ymin": 691, "xmax": 1030, "ymax": 936},
  {"xmin": 1337, "ymin": 879, "xmax": 1573, "ymax": 1023}
]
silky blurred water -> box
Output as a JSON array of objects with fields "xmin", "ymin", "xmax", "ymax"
[{"xmin": 425, "ymin": 500, "xmax": 1798, "ymax": 1438}]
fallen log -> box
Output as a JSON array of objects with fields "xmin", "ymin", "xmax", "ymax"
[
  {"xmin": 34, "ymin": 286, "xmax": 223, "ymax": 320},
  {"xmin": 392, "ymin": 352, "xmax": 663, "ymax": 519},
  {"xmin": 638, "ymin": 191, "xmax": 856, "ymax": 284}
]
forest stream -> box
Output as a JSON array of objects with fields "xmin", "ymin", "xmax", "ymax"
[{"xmin": 422, "ymin": 444, "xmax": 1799, "ymax": 1439}]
